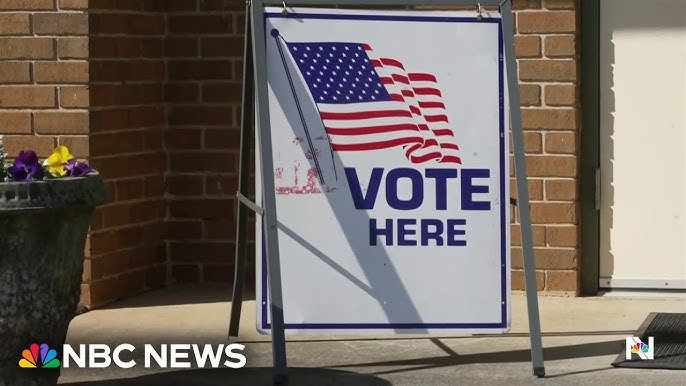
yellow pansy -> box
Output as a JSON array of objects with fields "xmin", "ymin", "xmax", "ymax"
[{"xmin": 43, "ymin": 146, "xmax": 75, "ymax": 177}]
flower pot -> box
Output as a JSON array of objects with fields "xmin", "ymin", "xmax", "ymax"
[{"xmin": 0, "ymin": 174, "xmax": 106, "ymax": 386}]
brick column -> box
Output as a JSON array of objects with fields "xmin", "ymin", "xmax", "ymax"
[{"xmin": 511, "ymin": 0, "xmax": 580, "ymax": 293}]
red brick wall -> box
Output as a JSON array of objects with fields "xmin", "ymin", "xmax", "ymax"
[
  {"xmin": 165, "ymin": 0, "xmax": 247, "ymax": 285},
  {"xmin": 0, "ymin": 0, "xmax": 94, "ymax": 300},
  {"xmin": 84, "ymin": 0, "xmax": 168, "ymax": 307},
  {"xmin": 0, "ymin": 0, "xmax": 582, "ymax": 308},
  {"xmin": 0, "ymin": 0, "xmax": 89, "ymax": 161}
]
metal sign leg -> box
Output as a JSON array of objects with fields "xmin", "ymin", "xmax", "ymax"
[
  {"xmin": 229, "ymin": 1, "xmax": 288, "ymax": 383},
  {"xmin": 229, "ymin": 1, "xmax": 255, "ymax": 340},
  {"xmin": 251, "ymin": 1, "xmax": 289, "ymax": 383},
  {"xmin": 501, "ymin": 0, "xmax": 546, "ymax": 377}
]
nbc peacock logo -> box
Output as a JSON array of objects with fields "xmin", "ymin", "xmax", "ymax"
[
  {"xmin": 19, "ymin": 343, "xmax": 61, "ymax": 369},
  {"xmin": 631, "ymin": 342, "xmax": 650, "ymax": 354}
]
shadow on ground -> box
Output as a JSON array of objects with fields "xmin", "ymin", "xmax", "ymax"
[
  {"xmin": 91, "ymin": 284, "xmax": 253, "ymax": 310},
  {"xmin": 60, "ymin": 367, "xmax": 390, "ymax": 386},
  {"xmin": 334, "ymin": 339, "xmax": 624, "ymax": 376}
]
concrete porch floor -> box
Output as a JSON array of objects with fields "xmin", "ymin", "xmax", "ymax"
[{"xmin": 59, "ymin": 284, "xmax": 686, "ymax": 385}]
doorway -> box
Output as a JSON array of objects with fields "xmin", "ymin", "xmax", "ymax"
[{"xmin": 598, "ymin": 0, "xmax": 686, "ymax": 291}]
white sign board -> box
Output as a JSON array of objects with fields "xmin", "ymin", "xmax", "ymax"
[{"xmin": 256, "ymin": 7, "xmax": 510, "ymax": 334}]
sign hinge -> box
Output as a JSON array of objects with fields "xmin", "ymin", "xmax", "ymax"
[{"xmin": 594, "ymin": 167, "xmax": 601, "ymax": 210}]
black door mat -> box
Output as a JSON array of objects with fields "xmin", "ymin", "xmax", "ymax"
[{"xmin": 612, "ymin": 312, "xmax": 686, "ymax": 370}]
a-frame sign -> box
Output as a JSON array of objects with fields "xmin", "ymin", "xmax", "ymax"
[{"xmin": 229, "ymin": 1, "xmax": 545, "ymax": 384}]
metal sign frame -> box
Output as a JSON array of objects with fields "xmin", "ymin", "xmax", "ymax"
[{"xmin": 228, "ymin": 1, "xmax": 545, "ymax": 384}]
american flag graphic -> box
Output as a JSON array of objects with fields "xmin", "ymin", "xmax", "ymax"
[{"xmin": 285, "ymin": 41, "xmax": 462, "ymax": 164}]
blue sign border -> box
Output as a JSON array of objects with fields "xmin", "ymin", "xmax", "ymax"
[{"xmin": 260, "ymin": 10, "xmax": 507, "ymax": 331}]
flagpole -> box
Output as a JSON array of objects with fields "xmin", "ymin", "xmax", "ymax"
[{"xmin": 271, "ymin": 28, "xmax": 328, "ymax": 185}]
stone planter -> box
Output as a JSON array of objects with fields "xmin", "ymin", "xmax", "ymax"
[{"xmin": 0, "ymin": 174, "xmax": 106, "ymax": 386}]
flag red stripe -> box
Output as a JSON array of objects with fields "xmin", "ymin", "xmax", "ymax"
[
  {"xmin": 422, "ymin": 138, "xmax": 439, "ymax": 148},
  {"xmin": 411, "ymin": 151, "xmax": 443, "ymax": 163},
  {"xmin": 434, "ymin": 129, "xmax": 455, "ymax": 137},
  {"xmin": 440, "ymin": 156, "xmax": 462, "ymax": 163},
  {"xmin": 404, "ymin": 143, "xmax": 422, "ymax": 158},
  {"xmin": 425, "ymin": 114, "xmax": 449, "ymax": 123},
  {"xmin": 408, "ymin": 73, "xmax": 437, "ymax": 82},
  {"xmin": 414, "ymin": 87, "xmax": 442, "ymax": 96},
  {"xmin": 392, "ymin": 74, "xmax": 410, "ymax": 84},
  {"xmin": 418, "ymin": 101, "xmax": 445, "ymax": 109},
  {"xmin": 320, "ymin": 109, "xmax": 412, "ymax": 120},
  {"xmin": 380, "ymin": 58, "xmax": 405, "ymax": 70},
  {"xmin": 325, "ymin": 123, "xmax": 418, "ymax": 135},
  {"xmin": 331, "ymin": 136, "xmax": 423, "ymax": 151}
]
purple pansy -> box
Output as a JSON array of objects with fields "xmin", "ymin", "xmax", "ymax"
[
  {"xmin": 8, "ymin": 150, "xmax": 44, "ymax": 181},
  {"xmin": 64, "ymin": 158, "xmax": 93, "ymax": 177}
]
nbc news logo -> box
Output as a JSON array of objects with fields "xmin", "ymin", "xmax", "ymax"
[{"xmin": 19, "ymin": 342, "xmax": 247, "ymax": 369}]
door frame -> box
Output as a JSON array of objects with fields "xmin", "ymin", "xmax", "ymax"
[{"xmin": 579, "ymin": 0, "xmax": 601, "ymax": 296}]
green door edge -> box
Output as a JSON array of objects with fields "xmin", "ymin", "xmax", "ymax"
[{"xmin": 579, "ymin": 0, "xmax": 600, "ymax": 296}]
